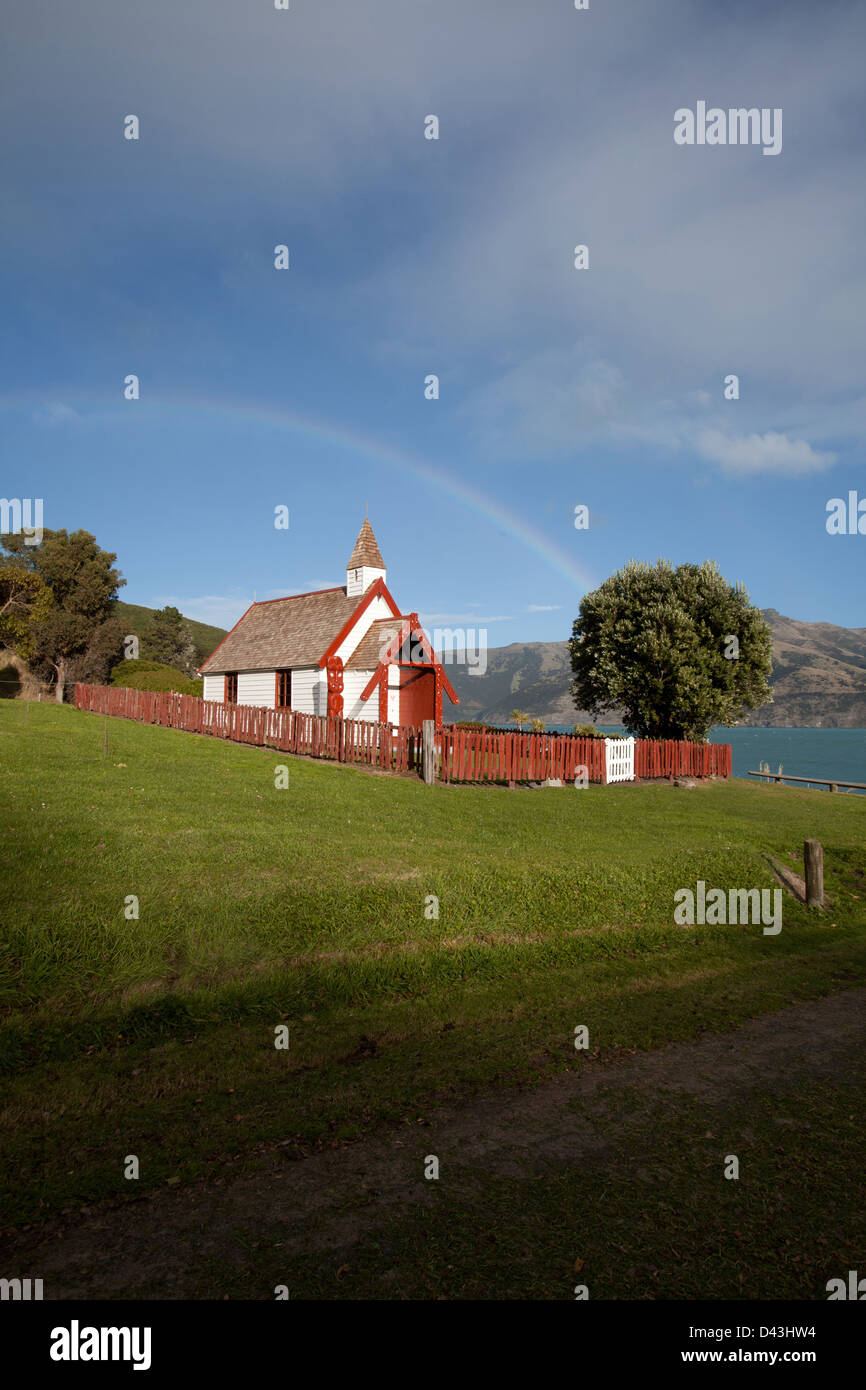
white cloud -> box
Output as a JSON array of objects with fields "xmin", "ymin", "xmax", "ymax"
[
  {"xmin": 526, "ymin": 603, "xmax": 562, "ymax": 612},
  {"xmin": 463, "ymin": 352, "xmax": 626, "ymax": 456},
  {"xmin": 696, "ymin": 429, "xmax": 836, "ymax": 476},
  {"xmin": 33, "ymin": 402, "xmax": 81, "ymax": 426}
]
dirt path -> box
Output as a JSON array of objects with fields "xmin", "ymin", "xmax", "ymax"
[{"xmin": 7, "ymin": 987, "xmax": 866, "ymax": 1298}]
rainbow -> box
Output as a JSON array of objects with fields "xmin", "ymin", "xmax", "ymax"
[{"xmin": 5, "ymin": 389, "xmax": 595, "ymax": 591}]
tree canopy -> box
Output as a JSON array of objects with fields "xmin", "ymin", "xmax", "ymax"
[
  {"xmin": 0, "ymin": 529, "xmax": 126, "ymax": 695},
  {"xmin": 147, "ymin": 605, "xmax": 198, "ymax": 676},
  {"xmin": 0, "ymin": 561, "xmax": 53, "ymax": 660},
  {"xmin": 569, "ymin": 559, "xmax": 773, "ymax": 741}
]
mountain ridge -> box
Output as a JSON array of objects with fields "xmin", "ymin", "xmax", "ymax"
[{"xmin": 444, "ymin": 609, "xmax": 866, "ymax": 728}]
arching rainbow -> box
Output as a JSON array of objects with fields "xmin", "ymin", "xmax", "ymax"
[{"xmin": 5, "ymin": 389, "xmax": 595, "ymax": 592}]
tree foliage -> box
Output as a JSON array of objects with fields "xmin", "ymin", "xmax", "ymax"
[
  {"xmin": 146, "ymin": 605, "xmax": 197, "ymax": 675},
  {"xmin": 0, "ymin": 562, "xmax": 53, "ymax": 659},
  {"xmin": 569, "ymin": 560, "xmax": 773, "ymax": 740},
  {"xmin": 1, "ymin": 529, "xmax": 125, "ymax": 694}
]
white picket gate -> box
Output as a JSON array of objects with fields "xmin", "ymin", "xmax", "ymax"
[{"xmin": 604, "ymin": 735, "xmax": 635, "ymax": 784}]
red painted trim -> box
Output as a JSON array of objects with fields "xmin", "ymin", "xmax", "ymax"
[
  {"xmin": 375, "ymin": 616, "xmax": 435, "ymax": 667},
  {"xmin": 318, "ymin": 578, "xmax": 401, "ymax": 668},
  {"xmin": 274, "ymin": 668, "xmax": 292, "ymax": 709},
  {"xmin": 360, "ymin": 630, "xmax": 457, "ymax": 705},
  {"xmin": 378, "ymin": 618, "xmax": 411, "ymax": 665},
  {"xmin": 434, "ymin": 664, "xmax": 458, "ymax": 704},
  {"xmin": 361, "ymin": 662, "xmax": 386, "ymax": 703},
  {"xmin": 326, "ymin": 656, "xmax": 344, "ymax": 717},
  {"xmin": 196, "ymin": 602, "xmax": 257, "ymax": 675}
]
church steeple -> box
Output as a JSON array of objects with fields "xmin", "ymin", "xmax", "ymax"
[{"xmin": 346, "ymin": 519, "xmax": 386, "ymax": 597}]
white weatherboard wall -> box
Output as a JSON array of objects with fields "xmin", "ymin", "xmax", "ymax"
[
  {"xmin": 346, "ymin": 566, "xmax": 386, "ymax": 598},
  {"xmin": 343, "ymin": 670, "xmax": 378, "ymax": 721},
  {"xmin": 237, "ymin": 671, "xmax": 276, "ymax": 707},
  {"xmin": 202, "ymin": 674, "xmax": 224, "ymax": 703},
  {"xmin": 291, "ymin": 666, "xmax": 326, "ymax": 715},
  {"xmin": 334, "ymin": 593, "xmax": 395, "ymax": 665}
]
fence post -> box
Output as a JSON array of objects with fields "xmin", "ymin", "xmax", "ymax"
[
  {"xmin": 804, "ymin": 839, "xmax": 824, "ymax": 908},
  {"xmin": 422, "ymin": 719, "xmax": 436, "ymax": 785}
]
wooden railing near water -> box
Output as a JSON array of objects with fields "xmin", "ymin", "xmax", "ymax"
[{"xmin": 748, "ymin": 770, "xmax": 866, "ymax": 794}]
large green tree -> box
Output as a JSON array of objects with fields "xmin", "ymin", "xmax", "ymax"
[
  {"xmin": 1, "ymin": 529, "xmax": 126, "ymax": 699},
  {"xmin": 148, "ymin": 605, "xmax": 197, "ymax": 675},
  {"xmin": 569, "ymin": 559, "xmax": 773, "ymax": 740}
]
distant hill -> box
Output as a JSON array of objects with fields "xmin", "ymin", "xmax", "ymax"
[
  {"xmin": 444, "ymin": 610, "xmax": 866, "ymax": 729},
  {"xmin": 114, "ymin": 601, "xmax": 866, "ymax": 727},
  {"xmin": 114, "ymin": 601, "xmax": 227, "ymax": 671}
]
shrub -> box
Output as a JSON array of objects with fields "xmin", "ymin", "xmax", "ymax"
[{"xmin": 109, "ymin": 659, "xmax": 203, "ymax": 697}]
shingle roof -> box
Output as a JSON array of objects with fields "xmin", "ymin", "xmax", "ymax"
[
  {"xmin": 345, "ymin": 616, "xmax": 434, "ymax": 669},
  {"xmin": 198, "ymin": 587, "xmax": 359, "ymax": 674},
  {"xmin": 344, "ymin": 618, "xmax": 406, "ymax": 669},
  {"xmin": 347, "ymin": 519, "xmax": 385, "ymax": 570}
]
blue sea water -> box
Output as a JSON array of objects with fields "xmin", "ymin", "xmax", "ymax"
[
  {"xmin": 708, "ymin": 726, "xmax": 866, "ymax": 793},
  {"xmin": 546, "ymin": 725, "xmax": 866, "ymax": 794}
]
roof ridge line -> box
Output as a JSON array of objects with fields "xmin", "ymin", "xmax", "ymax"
[{"xmin": 252, "ymin": 585, "xmax": 346, "ymax": 606}]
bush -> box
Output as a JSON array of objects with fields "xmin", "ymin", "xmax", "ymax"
[{"xmin": 109, "ymin": 659, "xmax": 203, "ymax": 696}]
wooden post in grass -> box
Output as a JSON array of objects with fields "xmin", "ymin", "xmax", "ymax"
[
  {"xmin": 804, "ymin": 839, "xmax": 824, "ymax": 908},
  {"xmin": 422, "ymin": 719, "xmax": 435, "ymax": 785}
]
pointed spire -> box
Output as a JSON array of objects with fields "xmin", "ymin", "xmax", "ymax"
[{"xmin": 347, "ymin": 518, "xmax": 385, "ymax": 570}]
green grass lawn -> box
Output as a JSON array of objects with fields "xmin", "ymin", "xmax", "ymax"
[{"xmin": 1, "ymin": 701, "xmax": 864, "ymax": 1273}]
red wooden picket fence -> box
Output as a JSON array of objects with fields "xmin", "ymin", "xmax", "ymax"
[
  {"xmin": 439, "ymin": 728, "xmax": 730, "ymax": 784},
  {"xmin": 634, "ymin": 738, "xmax": 731, "ymax": 781},
  {"xmin": 73, "ymin": 683, "xmax": 422, "ymax": 774},
  {"xmin": 439, "ymin": 728, "xmax": 607, "ymax": 784},
  {"xmin": 73, "ymin": 684, "xmax": 731, "ymax": 785}
]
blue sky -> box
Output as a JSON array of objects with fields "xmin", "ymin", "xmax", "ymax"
[{"xmin": 2, "ymin": 0, "xmax": 864, "ymax": 642}]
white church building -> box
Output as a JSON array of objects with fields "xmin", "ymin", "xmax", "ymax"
[{"xmin": 197, "ymin": 520, "xmax": 458, "ymax": 727}]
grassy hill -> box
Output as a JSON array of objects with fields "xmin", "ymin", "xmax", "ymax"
[
  {"xmin": 114, "ymin": 600, "xmax": 227, "ymax": 671},
  {"xmin": 1, "ymin": 701, "xmax": 865, "ymax": 1297},
  {"xmin": 446, "ymin": 610, "xmax": 866, "ymax": 728}
]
